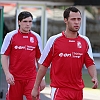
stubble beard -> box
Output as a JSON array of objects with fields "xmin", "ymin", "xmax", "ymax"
[{"xmin": 69, "ymin": 28, "xmax": 79, "ymax": 33}]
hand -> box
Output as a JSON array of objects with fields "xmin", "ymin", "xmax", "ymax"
[
  {"xmin": 31, "ymin": 88, "xmax": 39, "ymax": 100},
  {"xmin": 6, "ymin": 72, "xmax": 15, "ymax": 85},
  {"xmin": 91, "ymin": 77, "xmax": 98, "ymax": 89},
  {"xmin": 40, "ymin": 79, "xmax": 46, "ymax": 91}
]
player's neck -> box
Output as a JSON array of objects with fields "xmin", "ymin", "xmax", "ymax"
[
  {"xmin": 19, "ymin": 29, "xmax": 30, "ymax": 34},
  {"xmin": 64, "ymin": 30, "xmax": 78, "ymax": 38}
]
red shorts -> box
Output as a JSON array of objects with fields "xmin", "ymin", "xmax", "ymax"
[
  {"xmin": 6, "ymin": 79, "xmax": 40, "ymax": 100},
  {"xmin": 51, "ymin": 87, "xmax": 83, "ymax": 100}
]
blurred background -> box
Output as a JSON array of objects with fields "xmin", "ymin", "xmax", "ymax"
[{"xmin": 0, "ymin": 0, "xmax": 100, "ymax": 100}]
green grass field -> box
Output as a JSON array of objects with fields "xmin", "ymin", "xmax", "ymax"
[{"xmin": 45, "ymin": 70, "xmax": 100, "ymax": 89}]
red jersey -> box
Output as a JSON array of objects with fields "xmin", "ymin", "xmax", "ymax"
[
  {"xmin": 1, "ymin": 30, "xmax": 42, "ymax": 80},
  {"xmin": 39, "ymin": 31, "xmax": 95, "ymax": 90}
]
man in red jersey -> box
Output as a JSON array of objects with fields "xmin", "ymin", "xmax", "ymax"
[
  {"xmin": 31, "ymin": 6, "xmax": 98, "ymax": 100},
  {"xmin": 0, "ymin": 11, "xmax": 45, "ymax": 100}
]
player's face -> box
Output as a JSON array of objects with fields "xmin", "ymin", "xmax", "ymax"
[
  {"xmin": 18, "ymin": 16, "xmax": 33, "ymax": 33},
  {"xmin": 66, "ymin": 11, "xmax": 81, "ymax": 32}
]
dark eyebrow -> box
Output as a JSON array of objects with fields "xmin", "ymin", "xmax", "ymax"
[{"xmin": 23, "ymin": 20, "xmax": 32, "ymax": 22}]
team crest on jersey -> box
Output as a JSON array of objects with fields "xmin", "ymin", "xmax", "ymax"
[
  {"xmin": 30, "ymin": 37, "xmax": 34, "ymax": 43},
  {"xmin": 77, "ymin": 41, "xmax": 82, "ymax": 48}
]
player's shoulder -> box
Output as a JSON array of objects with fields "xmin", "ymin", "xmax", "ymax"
[
  {"xmin": 30, "ymin": 30, "xmax": 41, "ymax": 38},
  {"xmin": 79, "ymin": 34, "xmax": 90, "ymax": 42},
  {"xmin": 48, "ymin": 33, "xmax": 62, "ymax": 42},
  {"xmin": 5, "ymin": 30, "xmax": 18, "ymax": 38},
  {"xmin": 7, "ymin": 30, "xmax": 18, "ymax": 35}
]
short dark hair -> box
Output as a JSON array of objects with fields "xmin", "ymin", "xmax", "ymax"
[
  {"xmin": 63, "ymin": 6, "xmax": 81, "ymax": 19},
  {"xmin": 18, "ymin": 11, "xmax": 33, "ymax": 21}
]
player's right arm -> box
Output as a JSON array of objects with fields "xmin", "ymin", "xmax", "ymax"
[
  {"xmin": 1, "ymin": 55, "xmax": 15, "ymax": 85},
  {"xmin": 31, "ymin": 64, "xmax": 47, "ymax": 100},
  {"xmin": 0, "ymin": 31, "xmax": 17, "ymax": 85}
]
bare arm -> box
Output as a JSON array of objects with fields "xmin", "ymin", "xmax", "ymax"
[
  {"xmin": 1, "ymin": 55, "xmax": 15, "ymax": 85},
  {"xmin": 87, "ymin": 65, "xmax": 98, "ymax": 89},
  {"xmin": 31, "ymin": 64, "xmax": 47, "ymax": 100},
  {"xmin": 36, "ymin": 59, "xmax": 46, "ymax": 91},
  {"xmin": 1, "ymin": 55, "xmax": 9, "ymax": 75}
]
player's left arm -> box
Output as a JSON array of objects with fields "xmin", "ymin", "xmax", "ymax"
[
  {"xmin": 84, "ymin": 36, "xmax": 99, "ymax": 89},
  {"xmin": 87, "ymin": 65, "xmax": 99, "ymax": 89}
]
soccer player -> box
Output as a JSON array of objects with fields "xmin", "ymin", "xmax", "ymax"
[
  {"xmin": 0, "ymin": 11, "xmax": 45, "ymax": 100},
  {"xmin": 31, "ymin": 6, "xmax": 98, "ymax": 100}
]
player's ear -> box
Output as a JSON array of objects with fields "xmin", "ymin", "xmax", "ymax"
[{"xmin": 64, "ymin": 18, "xmax": 67, "ymax": 23}]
